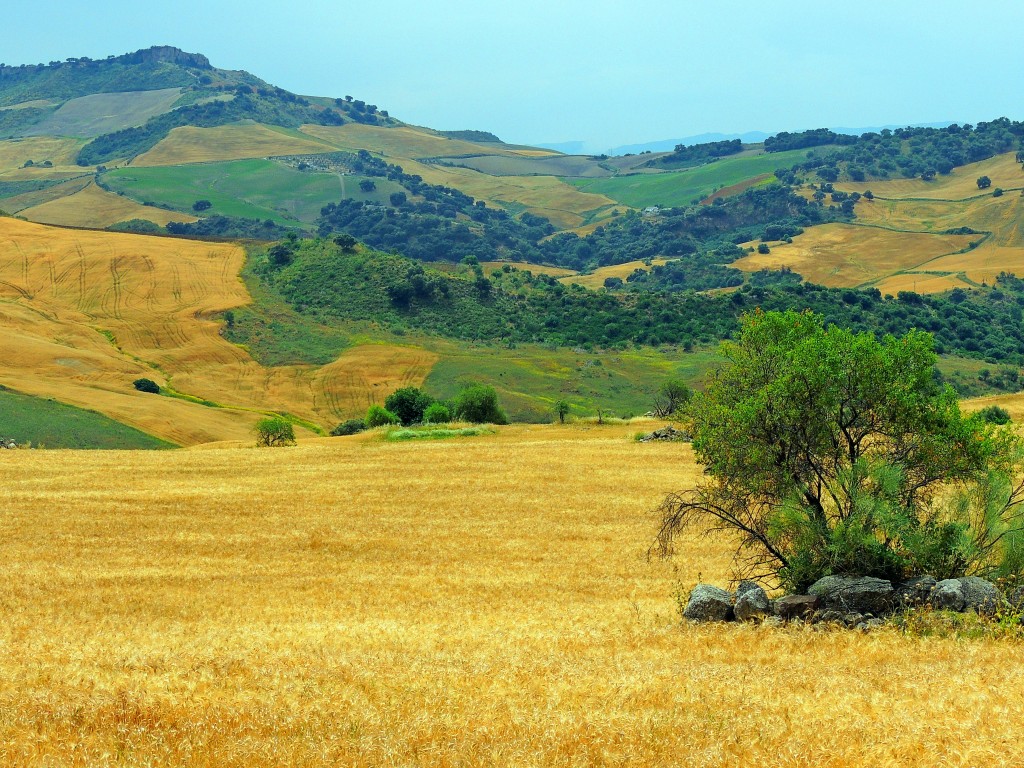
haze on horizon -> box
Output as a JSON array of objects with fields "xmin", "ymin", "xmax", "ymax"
[{"xmin": 7, "ymin": 0, "xmax": 1024, "ymax": 153}]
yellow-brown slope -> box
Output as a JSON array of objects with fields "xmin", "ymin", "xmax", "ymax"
[{"xmin": 0, "ymin": 218, "xmax": 436, "ymax": 444}]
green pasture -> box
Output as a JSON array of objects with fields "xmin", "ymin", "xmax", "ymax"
[
  {"xmin": 567, "ymin": 147, "xmax": 822, "ymax": 208},
  {"xmin": 0, "ymin": 387, "xmax": 175, "ymax": 449},
  {"xmin": 104, "ymin": 159, "xmax": 406, "ymax": 225}
]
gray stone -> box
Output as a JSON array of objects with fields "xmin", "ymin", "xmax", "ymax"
[
  {"xmin": 773, "ymin": 594, "xmax": 820, "ymax": 620},
  {"xmin": 734, "ymin": 584, "xmax": 770, "ymax": 622},
  {"xmin": 807, "ymin": 576, "xmax": 895, "ymax": 615},
  {"xmin": 931, "ymin": 579, "xmax": 966, "ymax": 611},
  {"xmin": 683, "ymin": 584, "xmax": 733, "ymax": 622},
  {"xmin": 896, "ymin": 575, "xmax": 937, "ymax": 606},
  {"xmin": 958, "ymin": 576, "xmax": 1000, "ymax": 616},
  {"xmin": 762, "ymin": 615, "xmax": 785, "ymax": 628},
  {"xmin": 735, "ymin": 580, "xmax": 761, "ymax": 597},
  {"xmin": 865, "ymin": 618, "xmax": 885, "ymax": 630}
]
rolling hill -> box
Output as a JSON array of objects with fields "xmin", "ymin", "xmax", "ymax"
[{"xmin": 2, "ymin": 45, "xmax": 1024, "ymax": 446}]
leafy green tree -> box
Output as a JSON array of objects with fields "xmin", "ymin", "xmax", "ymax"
[
  {"xmin": 192, "ymin": 199, "xmax": 212, "ymax": 211},
  {"xmin": 454, "ymin": 384, "xmax": 508, "ymax": 424},
  {"xmin": 358, "ymin": 179, "xmax": 376, "ymax": 193},
  {"xmin": 384, "ymin": 387, "xmax": 434, "ymax": 425},
  {"xmin": 654, "ymin": 310, "xmax": 1024, "ymax": 591},
  {"xmin": 977, "ymin": 175, "xmax": 992, "ymax": 189},
  {"xmin": 254, "ymin": 416, "xmax": 296, "ymax": 447},
  {"xmin": 423, "ymin": 402, "xmax": 451, "ymax": 424},
  {"xmin": 365, "ymin": 404, "xmax": 400, "ymax": 428},
  {"xmin": 978, "ymin": 405, "xmax": 1012, "ymax": 425},
  {"xmin": 331, "ymin": 418, "xmax": 366, "ymax": 436},
  {"xmin": 554, "ymin": 399, "xmax": 571, "ymax": 424},
  {"xmin": 652, "ymin": 379, "xmax": 692, "ymax": 417}
]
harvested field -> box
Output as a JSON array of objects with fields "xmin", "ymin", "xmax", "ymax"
[
  {"xmin": 837, "ymin": 152, "xmax": 1024, "ymax": 201},
  {"xmin": 0, "ymin": 218, "xmax": 436, "ymax": 444},
  {"xmin": 0, "ymin": 136, "xmax": 85, "ymax": 172},
  {"xmin": 0, "ymin": 424, "xmax": 1022, "ymax": 766},
  {"xmin": 731, "ymin": 223, "xmax": 975, "ymax": 288},
  {"xmin": 134, "ymin": 124, "xmax": 336, "ymax": 167},
  {"xmin": 872, "ymin": 272, "xmax": 973, "ymax": 295},
  {"xmin": 19, "ymin": 182, "xmax": 197, "ymax": 228},
  {"xmin": 23, "ymin": 87, "xmax": 183, "ymax": 139},
  {"xmin": 480, "ymin": 260, "xmax": 577, "ymax": 277},
  {"xmin": 561, "ymin": 258, "xmax": 670, "ymax": 289},
  {"xmin": 299, "ymin": 123, "xmax": 558, "ymax": 160}
]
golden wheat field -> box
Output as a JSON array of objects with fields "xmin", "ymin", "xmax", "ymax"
[
  {"xmin": 837, "ymin": 152, "xmax": 1024, "ymax": 201},
  {"xmin": 134, "ymin": 124, "xmax": 336, "ymax": 167},
  {"xmin": 19, "ymin": 182, "xmax": 198, "ymax": 229},
  {"xmin": 1, "ymin": 423, "xmax": 1022, "ymax": 767},
  {"xmin": 560, "ymin": 258, "xmax": 671, "ymax": 289},
  {"xmin": 731, "ymin": 224, "xmax": 975, "ymax": 288},
  {"xmin": 0, "ymin": 218, "xmax": 435, "ymax": 444}
]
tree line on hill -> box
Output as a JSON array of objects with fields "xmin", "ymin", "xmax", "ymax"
[
  {"xmin": 240, "ymin": 235, "xmax": 1024, "ymax": 376},
  {"xmin": 768, "ymin": 119, "xmax": 1023, "ymax": 183}
]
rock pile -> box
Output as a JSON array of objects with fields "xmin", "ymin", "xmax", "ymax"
[
  {"xmin": 637, "ymin": 425, "xmax": 692, "ymax": 443},
  {"xmin": 683, "ymin": 574, "xmax": 1008, "ymax": 630},
  {"xmin": 0, "ymin": 436, "xmax": 18, "ymax": 449}
]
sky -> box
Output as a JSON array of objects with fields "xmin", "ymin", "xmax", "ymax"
[{"xmin": 6, "ymin": 1, "xmax": 1024, "ymax": 153}]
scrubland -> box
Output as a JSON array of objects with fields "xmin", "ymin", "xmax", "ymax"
[{"xmin": 1, "ymin": 423, "xmax": 1022, "ymax": 766}]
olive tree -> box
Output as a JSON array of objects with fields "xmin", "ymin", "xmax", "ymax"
[
  {"xmin": 254, "ymin": 417, "xmax": 296, "ymax": 447},
  {"xmin": 654, "ymin": 310, "xmax": 1024, "ymax": 591}
]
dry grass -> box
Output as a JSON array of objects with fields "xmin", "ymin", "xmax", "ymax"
[
  {"xmin": 837, "ymin": 152, "xmax": 1024, "ymax": 201},
  {"xmin": 0, "ymin": 136, "xmax": 85, "ymax": 172},
  {"xmin": 1, "ymin": 423, "xmax": 1022, "ymax": 766},
  {"xmin": 298, "ymin": 123, "xmax": 556, "ymax": 161},
  {"xmin": 872, "ymin": 272, "xmax": 973, "ymax": 295},
  {"xmin": 731, "ymin": 223, "xmax": 975, "ymax": 288},
  {"xmin": 561, "ymin": 258, "xmax": 671, "ymax": 289},
  {"xmin": 481, "ymin": 261, "xmax": 578, "ymax": 277},
  {"xmin": 134, "ymin": 124, "xmax": 335, "ymax": 167},
  {"xmin": 0, "ymin": 218, "xmax": 435, "ymax": 444},
  {"xmin": 19, "ymin": 182, "xmax": 197, "ymax": 228}
]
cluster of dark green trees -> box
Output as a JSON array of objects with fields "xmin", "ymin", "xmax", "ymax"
[
  {"xmin": 657, "ymin": 139, "xmax": 744, "ymax": 166},
  {"xmin": 248, "ymin": 236, "xmax": 1024, "ymax": 370},
  {"xmin": 332, "ymin": 384, "xmax": 507, "ymax": 436},
  {"xmin": 769, "ymin": 119, "xmax": 1023, "ymax": 182}
]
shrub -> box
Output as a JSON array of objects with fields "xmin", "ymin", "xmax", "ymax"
[
  {"xmin": 366, "ymin": 404, "xmax": 400, "ymax": 428},
  {"xmin": 331, "ymin": 418, "xmax": 366, "ymax": 436},
  {"xmin": 453, "ymin": 384, "xmax": 508, "ymax": 424},
  {"xmin": 423, "ymin": 402, "xmax": 451, "ymax": 424},
  {"xmin": 654, "ymin": 310, "xmax": 1024, "ymax": 592},
  {"xmin": 132, "ymin": 378, "xmax": 160, "ymax": 394},
  {"xmin": 978, "ymin": 405, "xmax": 1012, "ymax": 425},
  {"xmin": 384, "ymin": 387, "xmax": 434, "ymax": 426},
  {"xmin": 254, "ymin": 417, "xmax": 295, "ymax": 447}
]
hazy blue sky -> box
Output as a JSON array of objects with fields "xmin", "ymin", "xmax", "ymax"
[{"xmin": 7, "ymin": 1, "xmax": 1024, "ymax": 151}]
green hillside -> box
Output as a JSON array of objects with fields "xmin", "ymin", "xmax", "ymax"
[
  {"xmin": 567, "ymin": 147, "xmax": 822, "ymax": 207},
  {"xmin": 104, "ymin": 159, "xmax": 408, "ymax": 224},
  {"xmin": 0, "ymin": 387, "xmax": 175, "ymax": 449}
]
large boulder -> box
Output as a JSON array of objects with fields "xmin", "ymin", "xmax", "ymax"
[
  {"xmin": 895, "ymin": 575, "xmax": 937, "ymax": 607},
  {"xmin": 931, "ymin": 579, "xmax": 966, "ymax": 611},
  {"xmin": 734, "ymin": 583, "xmax": 770, "ymax": 622},
  {"xmin": 683, "ymin": 584, "xmax": 733, "ymax": 622},
  {"xmin": 958, "ymin": 577, "xmax": 999, "ymax": 616},
  {"xmin": 773, "ymin": 594, "xmax": 820, "ymax": 620},
  {"xmin": 807, "ymin": 576, "xmax": 894, "ymax": 615}
]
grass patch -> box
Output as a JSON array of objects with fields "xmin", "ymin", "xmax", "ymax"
[
  {"xmin": 384, "ymin": 425, "xmax": 495, "ymax": 441},
  {"xmin": 568, "ymin": 148, "xmax": 822, "ymax": 208},
  {"xmin": 0, "ymin": 386, "xmax": 175, "ymax": 449}
]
